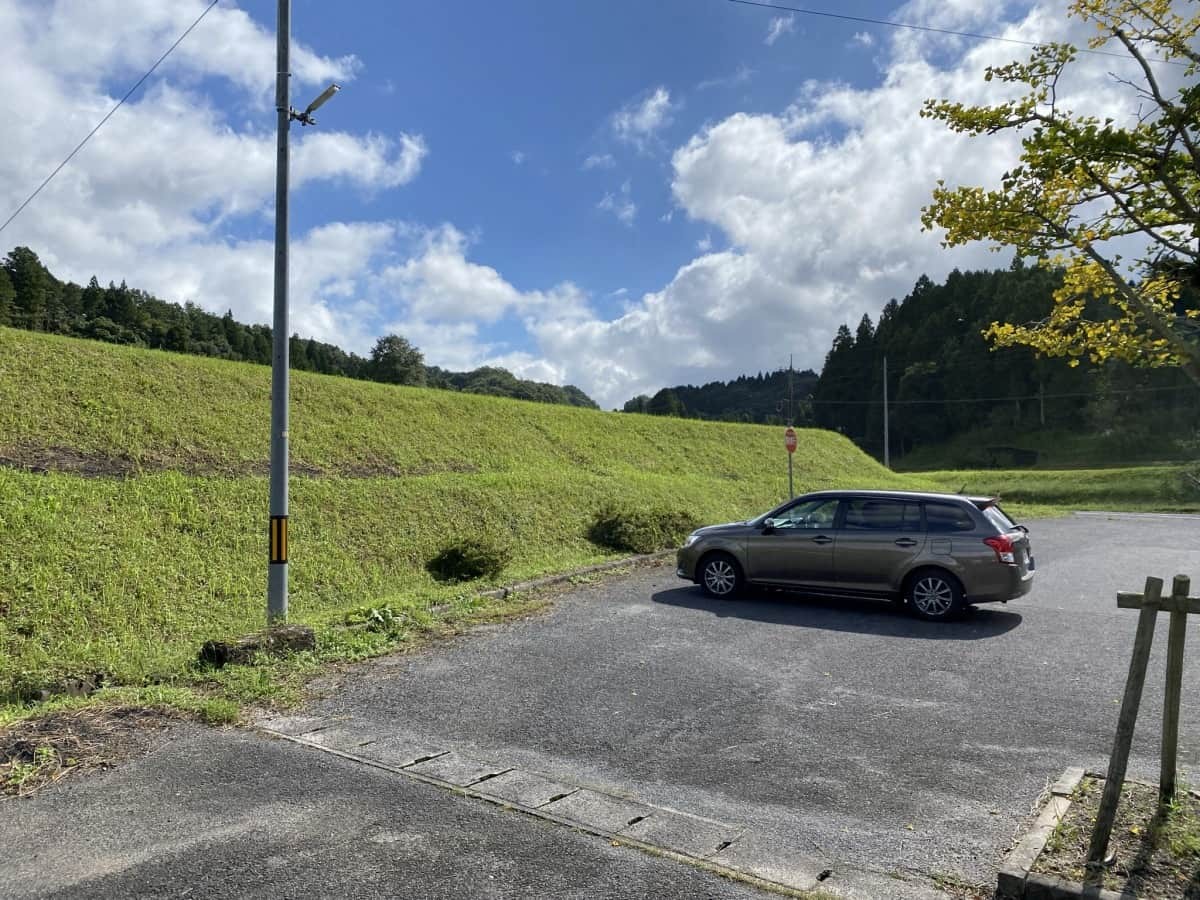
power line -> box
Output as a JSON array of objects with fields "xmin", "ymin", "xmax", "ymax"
[
  {"xmin": 727, "ymin": 0, "xmax": 1187, "ymax": 66},
  {"xmin": 805, "ymin": 383, "xmax": 1196, "ymax": 406},
  {"xmin": 0, "ymin": 0, "xmax": 221, "ymax": 238}
]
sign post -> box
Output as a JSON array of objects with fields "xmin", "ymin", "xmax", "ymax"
[{"xmin": 784, "ymin": 427, "xmax": 797, "ymax": 498}]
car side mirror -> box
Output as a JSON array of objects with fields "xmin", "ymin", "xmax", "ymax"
[{"xmin": 762, "ymin": 518, "xmax": 778, "ymax": 533}]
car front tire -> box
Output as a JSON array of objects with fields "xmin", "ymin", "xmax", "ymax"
[
  {"xmin": 699, "ymin": 553, "xmax": 743, "ymax": 599},
  {"xmin": 906, "ymin": 569, "xmax": 964, "ymax": 621}
]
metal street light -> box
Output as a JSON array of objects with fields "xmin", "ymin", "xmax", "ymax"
[{"xmin": 269, "ymin": 0, "xmax": 341, "ymax": 623}]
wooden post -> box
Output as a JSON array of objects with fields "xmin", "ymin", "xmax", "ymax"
[
  {"xmin": 1161, "ymin": 575, "xmax": 1191, "ymax": 805},
  {"xmin": 1086, "ymin": 576, "xmax": 1163, "ymax": 873}
]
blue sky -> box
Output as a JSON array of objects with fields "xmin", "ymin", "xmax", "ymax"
[
  {"xmin": 284, "ymin": 0, "xmax": 894, "ymax": 323},
  {"xmin": 1, "ymin": 0, "xmax": 1144, "ymax": 407}
]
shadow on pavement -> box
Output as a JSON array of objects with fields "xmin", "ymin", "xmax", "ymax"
[{"xmin": 651, "ymin": 585, "xmax": 1022, "ymax": 640}]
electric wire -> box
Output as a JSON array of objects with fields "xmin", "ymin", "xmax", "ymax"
[
  {"xmin": 0, "ymin": 0, "xmax": 221, "ymax": 238},
  {"xmin": 804, "ymin": 382, "xmax": 1196, "ymax": 405},
  {"xmin": 727, "ymin": 0, "xmax": 1189, "ymax": 66}
]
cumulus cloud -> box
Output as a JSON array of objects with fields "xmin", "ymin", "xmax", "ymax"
[
  {"xmin": 612, "ymin": 86, "xmax": 675, "ymax": 150},
  {"xmin": 0, "ymin": 0, "xmax": 425, "ymax": 347},
  {"xmin": 33, "ymin": 0, "xmax": 356, "ymax": 100},
  {"xmin": 378, "ymin": 225, "xmax": 588, "ymax": 326},
  {"xmin": 851, "ymin": 31, "xmax": 876, "ymax": 48},
  {"xmin": 500, "ymin": 0, "xmax": 1165, "ymax": 408},
  {"xmin": 511, "ymin": 150, "xmax": 527, "ymax": 165},
  {"xmin": 597, "ymin": 181, "xmax": 637, "ymax": 227},
  {"xmin": 764, "ymin": 15, "xmax": 796, "ymax": 46}
]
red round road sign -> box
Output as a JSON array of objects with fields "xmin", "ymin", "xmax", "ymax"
[{"xmin": 784, "ymin": 427, "xmax": 797, "ymax": 454}]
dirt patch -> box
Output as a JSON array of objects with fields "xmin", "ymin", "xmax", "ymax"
[
  {"xmin": 0, "ymin": 443, "xmax": 478, "ymax": 479},
  {"xmin": 1032, "ymin": 774, "xmax": 1200, "ymax": 897},
  {"xmin": 0, "ymin": 707, "xmax": 180, "ymax": 798},
  {"xmin": 0, "ymin": 445, "xmax": 140, "ymax": 478}
]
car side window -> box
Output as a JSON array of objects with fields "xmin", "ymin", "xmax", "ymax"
[
  {"xmin": 924, "ymin": 501, "xmax": 975, "ymax": 533},
  {"xmin": 773, "ymin": 498, "xmax": 839, "ymax": 530},
  {"xmin": 842, "ymin": 498, "xmax": 921, "ymax": 532}
]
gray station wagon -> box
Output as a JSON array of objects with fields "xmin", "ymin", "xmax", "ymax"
[{"xmin": 676, "ymin": 489, "xmax": 1034, "ymax": 620}]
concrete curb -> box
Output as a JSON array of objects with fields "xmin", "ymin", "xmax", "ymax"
[
  {"xmin": 997, "ymin": 768, "xmax": 1130, "ymax": 900},
  {"xmin": 474, "ymin": 550, "xmax": 675, "ymax": 601},
  {"xmin": 259, "ymin": 725, "xmax": 822, "ymax": 898}
]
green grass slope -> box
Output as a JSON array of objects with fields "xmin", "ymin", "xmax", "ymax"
[
  {"xmin": 0, "ymin": 329, "xmax": 919, "ymax": 702},
  {"xmin": 921, "ymin": 466, "xmax": 1199, "ymax": 517}
]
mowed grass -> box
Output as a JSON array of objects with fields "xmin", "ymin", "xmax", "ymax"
[
  {"xmin": 921, "ymin": 465, "xmax": 1200, "ymax": 518},
  {"xmin": 0, "ymin": 329, "xmax": 925, "ymax": 706}
]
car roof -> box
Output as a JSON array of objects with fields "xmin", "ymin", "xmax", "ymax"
[{"xmin": 799, "ymin": 489, "xmax": 995, "ymax": 505}]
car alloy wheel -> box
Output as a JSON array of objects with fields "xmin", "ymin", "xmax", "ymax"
[
  {"xmin": 701, "ymin": 555, "xmax": 740, "ymax": 598},
  {"xmin": 910, "ymin": 574, "xmax": 959, "ymax": 619}
]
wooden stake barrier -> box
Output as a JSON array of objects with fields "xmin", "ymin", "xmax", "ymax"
[{"xmin": 1086, "ymin": 574, "xmax": 1195, "ymax": 875}]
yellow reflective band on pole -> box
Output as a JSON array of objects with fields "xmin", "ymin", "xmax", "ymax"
[{"xmin": 270, "ymin": 516, "xmax": 288, "ymax": 564}]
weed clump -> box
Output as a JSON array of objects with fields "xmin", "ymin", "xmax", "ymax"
[
  {"xmin": 587, "ymin": 504, "xmax": 698, "ymax": 555},
  {"xmin": 425, "ymin": 537, "xmax": 511, "ymax": 583}
]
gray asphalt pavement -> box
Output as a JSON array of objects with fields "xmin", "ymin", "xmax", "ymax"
[
  {"xmin": 1, "ymin": 725, "xmax": 768, "ymax": 900},
  {"xmin": 3, "ymin": 512, "xmax": 1198, "ymax": 898}
]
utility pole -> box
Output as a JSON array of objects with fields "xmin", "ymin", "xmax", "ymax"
[
  {"xmin": 268, "ymin": 0, "xmax": 291, "ymax": 623},
  {"xmin": 788, "ymin": 354, "xmax": 794, "ymax": 426},
  {"xmin": 788, "ymin": 355, "xmax": 794, "ymax": 498},
  {"xmin": 882, "ymin": 355, "xmax": 890, "ymax": 469},
  {"xmin": 268, "ymin": 1, "xmax": 340, "ymax": 624}
]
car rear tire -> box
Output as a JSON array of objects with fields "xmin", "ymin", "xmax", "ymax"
[
  {"xmin": 699, "ymin": 553, "xmax": 743, "ymax": 599},
  {"xmin": 906, "ymin": 569, "xmax": 964, "ymax": 621}
]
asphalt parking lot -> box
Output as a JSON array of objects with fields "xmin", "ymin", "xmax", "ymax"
[
  {"xmin": 309, "ymin": 512, "xmax": 1200, "ymax": 892},
  {"xmin": 4, "ymin": 512, "xmax": 1199, "ymax": 898}
]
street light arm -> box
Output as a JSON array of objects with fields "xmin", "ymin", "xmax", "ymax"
[{"xmin": 303, "ymin": 82, "xmax": 340, "ymax": 116}]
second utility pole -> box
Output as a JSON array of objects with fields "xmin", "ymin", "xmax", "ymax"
[{"xmin": 883, "ymin": 355, "xmax": 890, "ymax": 469}]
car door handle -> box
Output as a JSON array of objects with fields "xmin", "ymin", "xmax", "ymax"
[
  {"xmin": 811, "ymin": 535, "xmax": 833, "ymax": 545},
  {"xmin": 894, "ymin": 538, "xmax": 918, "ymax": 547}
]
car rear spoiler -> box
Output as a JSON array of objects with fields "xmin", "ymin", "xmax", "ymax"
[{"xmin": 968, "ymin": 496, "xmax": 999, "ymax": 510}]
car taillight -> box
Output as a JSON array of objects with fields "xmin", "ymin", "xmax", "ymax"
[{"xmin": 984, "ymin": 534, "xmax": 1016, "ymax": 564}]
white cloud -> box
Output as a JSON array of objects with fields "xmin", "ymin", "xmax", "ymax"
[
  {"xmin": 597, "ymin": 181, "xmax": 637, "ymax": 227},
  {"xmin": 498, "ymin": 0, "xmax": 1166, "ymax": 408},
  {"xmin": 696, "ymin": 233, "xmax": 713, "ymax": 253},
  {"xmin": 852, "ymin": 31, "xmax": 876, "ymax": 48},
  {"xmin": 582, "ymin": 153, "xmax": 615, "ymax": 170},
  {"xmin": 511, "ymin": 150, "xmax": 527, "ymax": 165},
  {"xmin": 0, "ymin": 0, "xmax": 425, "ymax": 348},
  {"xmin": 764, "ymin": 15, "xmax": 796, "ymax": 46},
  {"xmin": 294, "ymin": 132, "xmax": 427, "ymax": 189},
  {"xmin": 378, "ymin": 225, "xmax": 588, "ymax": 326},
  {"xmin": 611, "ymin": 87, "xmax": 675, "ymax": 150},
  {"xmin": 33, "ymin": 0, "xmax": 356, "ymax": 100}
]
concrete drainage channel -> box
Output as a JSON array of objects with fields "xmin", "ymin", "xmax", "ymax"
[{"xmin": 259, "ymin": 714, "xmax": 840, "ymax": 897}]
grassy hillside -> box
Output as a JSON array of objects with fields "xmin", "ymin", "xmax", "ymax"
[
  {"xmin": 896, "ymin": 427, "xmax": 1197, "ymax": 471},
  {"xmin": 0, "ymin": 329, "xmax": 919, "ymax": 704},
  {"xmin": 921, "ymin": 466, "xmax": 1200, "ymax": 517}
]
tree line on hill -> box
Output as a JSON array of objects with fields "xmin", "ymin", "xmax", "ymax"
[
  {"xmin": 622, "ymin": 260, "xmax": 1199, "ymax": 463},
  {"xmin": 622, "ymin": 368, "xmax": 819, "ymax": 424},
  {"xmin": 0, "ymin": 246, "xmax": 597, "ymax": 409}
]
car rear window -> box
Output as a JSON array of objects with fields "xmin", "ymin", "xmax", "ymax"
[
  {"xmin": 924, "ymin": 501, "xmax": 975, "ymax": 533},
  {"xmin": 982, "ymin": 504, "xmax": 1017, "ymax": 533}
]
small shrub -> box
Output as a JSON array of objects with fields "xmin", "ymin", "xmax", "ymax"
[
  {"xmin": 587, "ymin": 504, "xmax": 698, "ymax": 555},
  {"xmin": 344, "ymin": 604, "xmax": 408, "ymax": 633},
  {"xmin": 426, "ymin": 537, "xmax": 511, "ymax": 583}
]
